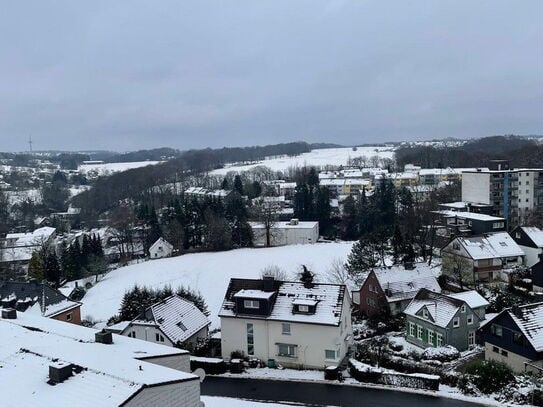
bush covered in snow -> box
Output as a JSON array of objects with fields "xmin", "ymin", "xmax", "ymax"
[{"xmin": 421, "ymin": 346, "xmax": 460, "ymax": 362}]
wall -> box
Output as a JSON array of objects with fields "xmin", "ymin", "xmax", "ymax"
[
  {"xmin": 484, "ymin": 342, "xmax": 537, "ymax": 374},
  {"xmin": 252, "ymin": 224, "xmax": 319, "ymax": 247},
  {"xmin": 520, "ymin": 245, "xmax": 541, "ymax": 268},
  {"xmin": 462, "ymin": 173, "xmax": 490, "ymax": 204},
  {"xmin": 139, "ymin": 353, "xmax": 191, "ymax": 373},
  {"xmin": 51, "ymin": 307, "xmax": 82, "ymax": 325},
  {"xmin": 125, "ymin": 379, "xmax": 201, "ymax": 407},
  {"xmin": 124, "ymin": 324, "xmax": 175, "ymax": 347}
]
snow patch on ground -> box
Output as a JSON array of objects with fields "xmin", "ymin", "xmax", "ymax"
[
  {"xmin": 81, "ymin": 242, "xmax": 354, "ymax": 326},
  {"xmin": 78, "ymin": 161, "xmax": 163, "ymax": 176},
  {"xmin": 210, "ymin": 147, "xmax": 395, "ymax": 175}
]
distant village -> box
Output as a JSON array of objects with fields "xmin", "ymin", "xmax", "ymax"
[{"xmin": 3, "ymin": 146, "xmax": 543, "ymax": 405}]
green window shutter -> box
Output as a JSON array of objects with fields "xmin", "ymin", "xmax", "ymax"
[{"xmin": 422, "ymin": 328, "xmax": 428, "ymax": 342}]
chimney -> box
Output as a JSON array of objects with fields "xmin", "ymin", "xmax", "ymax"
[
  {"xmin": 262, "ymin": 276, "xmax": 276, "ymax": 292},
  {"xmin": 95, "ymin": 330, "xmax": 113, "ymax": 344},
  {"xmin": 290, "ymin": 218, "xmax": 299, "ymax": 226},
  {"xmin": 49, "ymin": 362, "xmax": 73, "ymax": 384},
  {"xmin": 511, "ymin": 305, "xmax": 522, "ymax": 318},
  {"xmin": 1, "ymin": 308, "xmax": 16, "ymax": 319}
]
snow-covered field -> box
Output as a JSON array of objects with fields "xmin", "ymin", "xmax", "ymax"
[
  {"xmin": 81, "ymin": 242, "xmax": 354, "ymax": 326},
  {"xmin": 78, "ymin": 161, "xmax": 163, "ymax": 176},
  {"xmin": 210, "ymin": 147, "xmax": 395, "ymax": 175}
]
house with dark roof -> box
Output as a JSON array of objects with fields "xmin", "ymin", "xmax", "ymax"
[
  {"xmin": 355, "ymin": 264, "xmax": 441, "ymax": 317},
  {"xmin": 0, "ymin": 281, "xmax": 81, "ymax": 324},
  {"xmin": 479, "ymin": 302, "xmax": 543, "ymax": 373},
  {"xmin": 119, "ymin": 295, "xmax": 210, "ymax": 347},
  {"xmin": 404, "ymin": 289, "xmax": 489, "ymax": 351},
  {"xmin": 219, "ymin": 277, "xmax": 352, "ymax": 369},
  {"xmin": 511, "ymin": 226, "xmax": 543, "ymax": 267}
]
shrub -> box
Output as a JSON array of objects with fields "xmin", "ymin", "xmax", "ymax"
[
  {"xmin": 230, "ymin": 350, "xmax": 246, "ymax": 360},
  {"xmin": 464, "ymin": 360, "xmax": 514, "ymax": 394},
  {"xmin": 70, "ymin": 286, "xmax": 86, "ymax": 301}
]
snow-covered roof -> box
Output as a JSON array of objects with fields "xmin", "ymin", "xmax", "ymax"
[
  {"xmin": 404, "ymin": 289, "xmax": 466, "ymax": 328},
  {"xmin": 520, "ymin": 227, "xmax": 543, "ymax": 248},
  {"xmin": 507, "ymin": 302, "xmax": 543, "ymax": 352},
  {"xmin": 434, "ymin": 210, "xmax": 505, "ymax": 222},
  {"xmin": 233, "ymin": 290, "xmax": 275, "ymax": 300},
  {"xmin": 184, "ymin": 187, "xmax": 230, "ymax": 198},
  {"xmin": 150, "ymin": 236, "xmax": 173, "ymax": 252},
  {"xmin": 6, "ymin": 226, "xmax": 55, "ymax": 246},
  {"xmin": 372, "ymin": 265, "xmax": 441, "ymax": 303},
  {"xmin": 130, "ymin": 295, "xmax": 210, "ymax": 344},
  {"xmin": 250, "ymin": 220, "xmax": 318, "ymax": 230},
  {"xmin": 447, "ymin": 291, "xmax": 489, "ymax": 309},
  {"xmin": 220, "ymin": 278, "xmax": 348, "ymax": 326},
  {"xmin": 455, "ymin": 232, "xmax": 524, "ymax": 260}
]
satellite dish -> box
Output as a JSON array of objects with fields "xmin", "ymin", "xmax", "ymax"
[{"xmin": 193, "ymin": 368, "xmax": 206, "ymax": 383}]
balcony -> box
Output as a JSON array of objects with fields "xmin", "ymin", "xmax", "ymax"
[{"xmin": 474, "ymin": 264, "xmax": 503, "ymax": 273}]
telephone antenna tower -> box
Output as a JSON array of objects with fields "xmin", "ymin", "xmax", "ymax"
[{"xmin": 28, "ymin": 135, "xmax": 33, "ymax": 154}]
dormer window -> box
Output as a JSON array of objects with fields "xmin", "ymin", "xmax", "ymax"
[
  {"xmin": 244, "ymin": 300, "xmax": 260, "ymax": 309},
  {"xmin": 292, "ymin": 299, "xmax": 317, "ymax": 314},
  {"xmin": 298, "ymin": 305, "xmax": 309, "ymax": 313}
]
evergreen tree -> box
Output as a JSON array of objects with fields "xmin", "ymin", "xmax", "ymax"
[
  {"xmin": 43, "ymin": 251, "xmax": 61, "ymax": 286},
  {"xmin": 221, "ymin": 177, "xmax": 229, "ymax": 190},
  {"xmin": 345, "ymin": 237, "xmax": 379, "ymax": 284},
  {"xmin": 28, "ymin": 252, "xmax": 44, "ymax": 280},
  {"xmin": 340, "ymin": 195, "xmax": 358, "ymax": 240},
  {"xmin": 316, "ymin": 187, "xmax": 332, "ymax": 236},
  {"xmin": 233, "ymin": 175, "xmax": 244, "ymax": 195}
]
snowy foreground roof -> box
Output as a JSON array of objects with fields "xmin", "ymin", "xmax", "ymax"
[
  {"xmin": 220, "ymin": 278, "xmax": 348, "ymax": 326},
  {"xmin": 372, "ymin": 264, "xmax": 441, "ymax": 303},
  {"xmin": 0, "ymin": 312, "xmax": 195, "ymax": 406},
  {"xmin": 129, "ymin": 295, "xmax": 210, "ymax": 344},
  {"xmin": 507, "ymin": 302, "xmax": 543, "ymax": 352},
  {"xmin": 455, "ymin": 232, "xmax": 524, "ymax": 260},
  {"xmin": 404, "ymin": 289, "xmax": 487, "ymax": 328}
]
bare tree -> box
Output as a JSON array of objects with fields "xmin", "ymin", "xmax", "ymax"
[
  {"xmin": 251, "ymin": 198, "xmax": 280, "ymax": 247},
  {"xmin": 442, "ymin": 253, "xmax": 474, "ymax": 289},
  {"xmin": 326, "ymin": 257, "xmax": 350, "ymax": 285},
  {"xmin": 260, "ymin": 265, "xmax": 289, "ymax": 281}
]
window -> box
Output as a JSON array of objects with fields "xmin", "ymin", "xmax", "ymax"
[
  {"xmin": 491, "ymin": 324, "xmax": 503, "ymax": 337},
  {"xmin": 468, "ymin": 331, "xmax": 475, "ymax": 346},
  {"xmin": 417, "ymin": 326, "xmax": 423, "ymax": 340},
  {"xmin": 516, "ymin": 232, "xmax": 521, "ymax": 239},
  {"xmin": 453, "ymin": 243, "xmax": 460, "ymax": 251},
  {"xmin": 428, "ymin": 330, "xmax": 434, "ymax": 345},
  {"xmin": 460, "ymin": 305, "xmax": 466, "ymax": 313},
  {"xmin": 467, "ymin": 315, "xmax": 474, "ymax": 325},
  {"xmin": 513, "ymin": 332, "xmax": 524, "ymax": 345},
  {"xmin": 366, "ymin": 298, "xmax": 376, "ymax": 307},
  {"xmin": 501, "ymin": 350, "xmax": 508, "ymax": 357},
  {"xmin": 436, "ymin": 333, "xmax": 443, "ymax": 347},
  {"xmin": 244, "ymin": 300, "xmax": 259, "ymax": 309},
  {"xmin": 453, "ymin": 317, "xmax": 460, "ymax": 328},
  {"xmin": 247, "ymin": 323, "xmax": 254, "ymax": 355},
  {"xmin": 282, "ymin": 323, "xmax": 291, "ymax": 335},
  {"xmin": 325, "ymin": 349, "xmax": 336, "ymax": 360},
  {"xmin": 277, "ymin": 343, "xmax": 297, "ymax": 358},
  {"xmin": 155, "ymin": 333, "xmax": 165, "ymax": 342},
  {"xmin": 492, "ymin": 346, "xmax": 499, "ymax": 353},
  {"xmin": 298, "ymin": 305, "xmax": 309, "ymax": 313},
  {"xmin": 422, "ymin": 308, "xmax": 429, "ymax": 319},
  {"xmin": 66, "ymin": 313, "xmax": 72, "ymax": 321},
  {"xmin": 368, "ymin": 284, "xmax": 374, "ymax": 292},
  {"xmin": 129, "ymin": 331, "xmax": 136, "ymax": 338},
  {"xmin": 409, "ymin": 322, "xmax": 415, "ymax": 337}
]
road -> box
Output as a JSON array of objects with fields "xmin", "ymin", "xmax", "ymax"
[{"xmin": 201, "ymin": 377, "xmax": 484, "ymax": 407}]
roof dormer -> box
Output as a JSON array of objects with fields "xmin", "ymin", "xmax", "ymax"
[
  {"xmin": 233, "ymin": 289, "xmax": 275, "ymax": 316},
  {"xmin": 292, "ymin": 299, "xmax": 318, "ymax": 315}
]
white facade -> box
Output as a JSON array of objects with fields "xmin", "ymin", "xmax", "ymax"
[
  {"xmin": 251, "ymin": 220, "xmax": 319, "ymax": 247},
  {"xmin": 123, "ymin": 322, "xmax": 208, "ymax": 348},
  {"xmin": 149, "ymin": 237, "xmax": 174, "ymax": 259},
  {"xmin": 221, "ymin": 295, "xmax": 352, "ymax": 369},
  {"xmin": 461, "ymin": 172, "xmax": 490, "ymax": 204}
]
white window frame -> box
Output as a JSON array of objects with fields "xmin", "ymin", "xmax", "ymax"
[
  {"xmin": 428, "ymin": 330, "xmax": 434, "ymax": 345},
  {"xmin": 277, "ymin": 343, "xmax": 297, "ymax": 358},
  {"xmin": 66, "ymin": 313, "xmax": 72, "ymax": 321},
  {"xmin": 460, "ymin": 305, "xmax": 466, "ymax": 313},
  {"xmin": 467, "ymin": 314, "xmax": 474, "ymax": 325},
  {"xmin": 409, "ymin": 322, "xmax": 415, "ymax": 337},
  {"xmin": 436, "ymin": 333, "xmax": 443, "ymax": 347},
  {"xmin": 417, "ymin": 325, "xmax": 423, "ymax": 340},
  {"xmin": 298, "ymin": 304, "xmax": 309, "ymax": 313},
  {"xmin": 468, "ymin": 331, "xmax": 475, "ymax": 346},
  {"xmin": 453, "ymin": 317, "xmax": 460, "ymax": 328},
  {"xmin": 244, "ymin": 299, "xmax": 260, "ymax": 309},
  {"xmin": 422, "ymin": 308, "xmax": 429, "ymax": 319},
  {"xmin": 325, "ymin": 349, "xmax": 337, "ymax": 360},
  {"xmin": 282, "ymin": 323, "xmax": 291, "ymax": 335}
]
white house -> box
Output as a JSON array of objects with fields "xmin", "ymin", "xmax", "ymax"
[
  {"xmin": 0, "ymin": 311, "xmax": 201, "ymax": 406},
  {"xmin": 149, "ymin": 237, "xmax": 174, "ymax": 259},
  {"xmin": 510, "ymin": 226, "xmax": 543, "ymax": 267},
  {"xmin": 120, "ymin": 295, "xmax": 211, "ymax": 348},
  {"xmin": 219, "ymin": 277, "xmax": 353, "ymax": 369},
  {"xmin": 442, "ymin": 232, "xmax": 525, "ymax": 284},
  {"xmin": 250, "ymin": 219, "xmax": 319, "ymax": 247}
]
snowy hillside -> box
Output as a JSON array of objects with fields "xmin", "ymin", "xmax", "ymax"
[
  {"xmin": 81, "ymin": 242, "xmax": 354, "ymax": 327},
  {"xmin": 210, "ymin": 147, "xmax": 395, "ymax": 175},
  {"xmin": 78, "ymin": 161, "xmax": 163, "ymax": 176}
]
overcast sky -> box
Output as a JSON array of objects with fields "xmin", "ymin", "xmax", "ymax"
[{"xmin": 1, "ymin": 1, "xmax": 542, "ymax": 152}]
